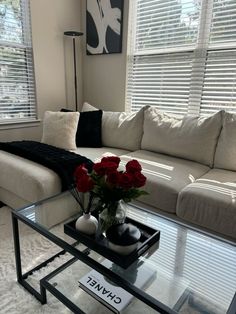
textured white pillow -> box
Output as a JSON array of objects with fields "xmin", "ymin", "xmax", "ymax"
[
  {"xmin": 41, "ymin": 111, "xmax": 79, "ymax": 150},
  {"xmin": 82, "ymin": 102, "xmax": 148, "ymax": 151},
  {"xmin": 141, "ymin": 107, "xmax": 223, "ymax": 166},
  {"xmin": 214, "ymin": 112, "xmax": 236, "ymax": 171}
]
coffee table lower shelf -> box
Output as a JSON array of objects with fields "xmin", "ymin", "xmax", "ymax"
[{"xmin": 40, "ymin": 255, "xmax": 190, "ymax": 314}]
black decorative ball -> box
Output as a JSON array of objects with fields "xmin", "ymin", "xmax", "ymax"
[{"xmin": 106, "ymin": 223, "xmax": 141, "ymax": 246}]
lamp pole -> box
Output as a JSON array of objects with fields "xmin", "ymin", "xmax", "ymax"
[{"xmin": 64, "ymin": 31, "xmax": 83, "ymax": 111}]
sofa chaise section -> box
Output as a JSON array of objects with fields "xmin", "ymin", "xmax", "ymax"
[
  {"xmin": 0, "ymin": 146, "xmax": 131, "ymax": 227},
  {"xmin": 0, "ymin": 147, "xmax": 131, "ymax": 207},
  {"xmin": 0, "ymin": 150, "xmax": 62, "ymax": 205}
]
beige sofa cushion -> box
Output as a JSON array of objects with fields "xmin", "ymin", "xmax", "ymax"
[
  {"xmin": 41, "ymin": 111, "xmax": 79, "ymax": 150},
  {"xmin": 120, "ymin": 150, "xmax": 209, "ymax": 213},
  {"xmin": 75, "ymin": 147, "xmax": 131, "ymax": 163},
  {"xmin": 141, "ymin": 107, "xmax": 223, "ymax": 167},
  {"xmin": 82, "ymin": 102, "xmax": 147, "ymax": 151},
  {"xmin": 177, "ymin": 169, "xmax": 236, "ymax": 239},
  {"xmin": 214, "ymin": 112, "xmax": 236, "ymax": 171}
]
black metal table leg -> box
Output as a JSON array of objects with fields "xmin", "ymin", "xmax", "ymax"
[
  {"xmin": 11, "ymin": 212, "xmax": 49, "ymax": 304},
  {"xmin": 12, "ymin": 213, "xmax": 23, "ymax": 282}
]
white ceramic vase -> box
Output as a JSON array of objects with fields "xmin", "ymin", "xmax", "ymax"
[{"xmin": 75, "ymin": 213, "xmax": 98, "ymax": 235}]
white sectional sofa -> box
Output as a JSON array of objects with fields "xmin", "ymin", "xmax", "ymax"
[{"xmin": 0, "ymin": 103, "xmax": 236, "ymax": 241}]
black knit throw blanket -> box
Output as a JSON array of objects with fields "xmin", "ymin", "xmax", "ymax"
[{"xmin": 0, "ymin": 141, "xmax": 93, "ymax": 191}]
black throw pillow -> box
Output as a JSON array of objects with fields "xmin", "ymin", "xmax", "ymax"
[{"xmin": 61, "ymin": 108, "xmax": 103, "ymax": 147}]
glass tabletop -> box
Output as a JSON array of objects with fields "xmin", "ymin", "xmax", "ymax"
[{"xmin": 17, "ymin": 191, "xmax": 236, "ymax": 314}]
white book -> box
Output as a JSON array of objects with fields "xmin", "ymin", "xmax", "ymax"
[{"xmin": 79, "ymin": 259, "xmax": 156, "ymax": 314}]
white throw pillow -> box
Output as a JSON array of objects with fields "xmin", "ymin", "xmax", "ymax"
[
  {"xmin": 82, "ymin": 102, "xmax": 148, "ymax": 151},
  {"xmin": 141, "ymin": 107, "xmax": 223, "ymax": 166},
  {"xmin": 214, "ymin": 112, "xmax": 236, "ymax": 171},
  {"xmin": 41, "ymin": 111, "xmax": 79, "ymax": 150}
]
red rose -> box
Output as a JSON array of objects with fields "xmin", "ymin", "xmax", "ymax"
[
  {"xmin": 119, "ymin": 172, "xmax": 133, "ymax": 189},
  {"xmin": 101, "ymin": 156, "xmax": 120, "ymax": 165},
  {"xmin": 76, "ymin": 174, "xmax": 94, "ymax": 193},
  {"xmin": 93, "ymin": 161, "xmax": 118, "ymax": 176},
  {"xmin": 74, "ymin": 164, "xmax": 88, "ymax": 179},
  {"xmin": 104, "ymin": 161, "xmax": 119, "ymax": 174},
  {"xmin": 133, "ymin": 172, "xmax": 146, "ymax": 188},
  {"xmin": 106, "ymin": 171, "xmax": 120, "ymax": 185},
  {"xmin": 126, "ymin": 160, "xmax": 142, "ymax": 173}
]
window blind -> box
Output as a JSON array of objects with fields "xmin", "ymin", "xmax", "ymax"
[
  {"xmin": 0, "ymin": 0, "xmax": 36, "ymax": 123},
  {"xmin": 127, "ymin": 0, "xmax": 236, "ymax": 115},
  {"xmin": 209, "ymin": 0, "xmax": 236, "ymax": 46},
  {"xmin": 200, "ymin": 50, "xmax": 236, "ymax": 114},
  {"xmin": 135, "ymin": 0, "xmax": 200, "ymax": 52},
  {"xmin": 127, "ymin": 52, "xmax": 193, "ymax": 114}
]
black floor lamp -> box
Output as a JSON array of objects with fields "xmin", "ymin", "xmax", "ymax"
[{"xmin": 64, "ymin": 31, "xmax": 83, "ymax": 111}]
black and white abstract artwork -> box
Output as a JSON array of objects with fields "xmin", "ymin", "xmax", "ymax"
[{"xmin": 86, "ymin": 0, "xmax": 124, "ymax": 55}]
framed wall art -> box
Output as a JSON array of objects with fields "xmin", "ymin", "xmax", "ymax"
[{"xmin": 86, "ymin": 0, "xmax": 124, "ymax": 55}]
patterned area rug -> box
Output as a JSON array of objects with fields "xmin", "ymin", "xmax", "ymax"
[{"xmin": 0, "ymin": 205, "xmax": 212, "ymax": 314}]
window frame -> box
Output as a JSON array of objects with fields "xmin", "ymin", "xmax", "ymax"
[{"xmin": 0, "ymin": 0, "xmax": 38, "ymax": 125}]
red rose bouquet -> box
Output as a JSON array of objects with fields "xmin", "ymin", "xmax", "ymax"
[{"xmin": 71, "ymin": 156, "xmax": 147, "ymax": 216}]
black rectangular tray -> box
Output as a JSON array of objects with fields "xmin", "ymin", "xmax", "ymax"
[{"xmin": 64, "ymin": 216, "xmax": 160, "ymax": 269}]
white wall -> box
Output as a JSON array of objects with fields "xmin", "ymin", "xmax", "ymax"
[
  {"xmin": 0, "ymin": 0, "xmax": 82, "ymax": 142},
  {"xmin": 0, "ymin": 0, "xmax": 130, "ymax": 142},
  {"xmin": 81, "ymin": 0, "xmax": 129, "ymax": 112}
]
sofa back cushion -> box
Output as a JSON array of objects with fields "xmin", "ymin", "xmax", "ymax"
[
  {"xmin": 214, "ymin": 112, "xmax": 236, "ymax": 171},
  {"xmin": 141, "ymin": 107, "xmax": 223, "ymax": 166},
  {"xmin": 82, "ymin": 102, "xmax": 98, "ymax": 112},
  {"xmin": 82, "ymin": 102, "xmax": 147, "ymax": 151}
]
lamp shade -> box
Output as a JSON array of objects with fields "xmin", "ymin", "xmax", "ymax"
[{"xmin": 64, "ymin": 31, "xmax": 83, "ymax": 37}]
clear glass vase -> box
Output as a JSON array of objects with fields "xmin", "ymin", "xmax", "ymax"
[{"xmin": 98, "ymin": 200, "xmax": 127, "ymax": 234}]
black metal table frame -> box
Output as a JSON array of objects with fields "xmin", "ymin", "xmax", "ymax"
[
  {"xmin": 12, "ymin": 209, "xmax": 236, "ymax": 314},
  {"xmin": 11, "ymin": 209, "xmax": 177, "ymax": 314}
]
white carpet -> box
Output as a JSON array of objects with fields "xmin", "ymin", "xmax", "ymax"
[
  {"xmin": 0, "ymin": 206, "xmax": 74, "ymax": 313},
  {"xmin": 0, "ymin": 206, "xmax": 155, "ymax": 314},
  {"xmin": 0, "ymin": 206, "xmax": 203, "ymax": 314}
]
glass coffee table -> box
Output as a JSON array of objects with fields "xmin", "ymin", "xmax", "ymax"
[{"xmin": 12, "ymin": 191, "xmax": 236, "ymax": 314}]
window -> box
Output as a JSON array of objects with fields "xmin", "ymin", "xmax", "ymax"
[
  {"xmin": 0, "ymin": 0, "xmax": 36, "ymax": 123},
  {"xmin": 127, "ymin": 0, "xmax": 236, "ymax": 115}
]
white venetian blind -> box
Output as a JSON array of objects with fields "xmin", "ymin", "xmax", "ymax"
[
  {"xmin": 127, "ymin": 52, "xmax": 193, "ymax": 114},
  {"xmin": 0, "ymin": 0, "xmax": 36, "ymax": 123},
  {"xmin": 209, "ymin": 0, "xmax": 236, "ymax": 46},
  {"xmin": 127, "ymin": 0, "xmax": 236, "ymax": 116},
  {"xmin": 135, "ymin": 0, "xmax": 200, "ymax": 52},
  {"xmin": 127, "ymin": 0, "xmax": 200, "ymax": 114},
  {"xmin": 200, "ymin": 0, "xmax": 236, "ymax": 114},
  {"xmin": 200, "ymin": 50, "xmax": 236, "ymax": 114}
]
